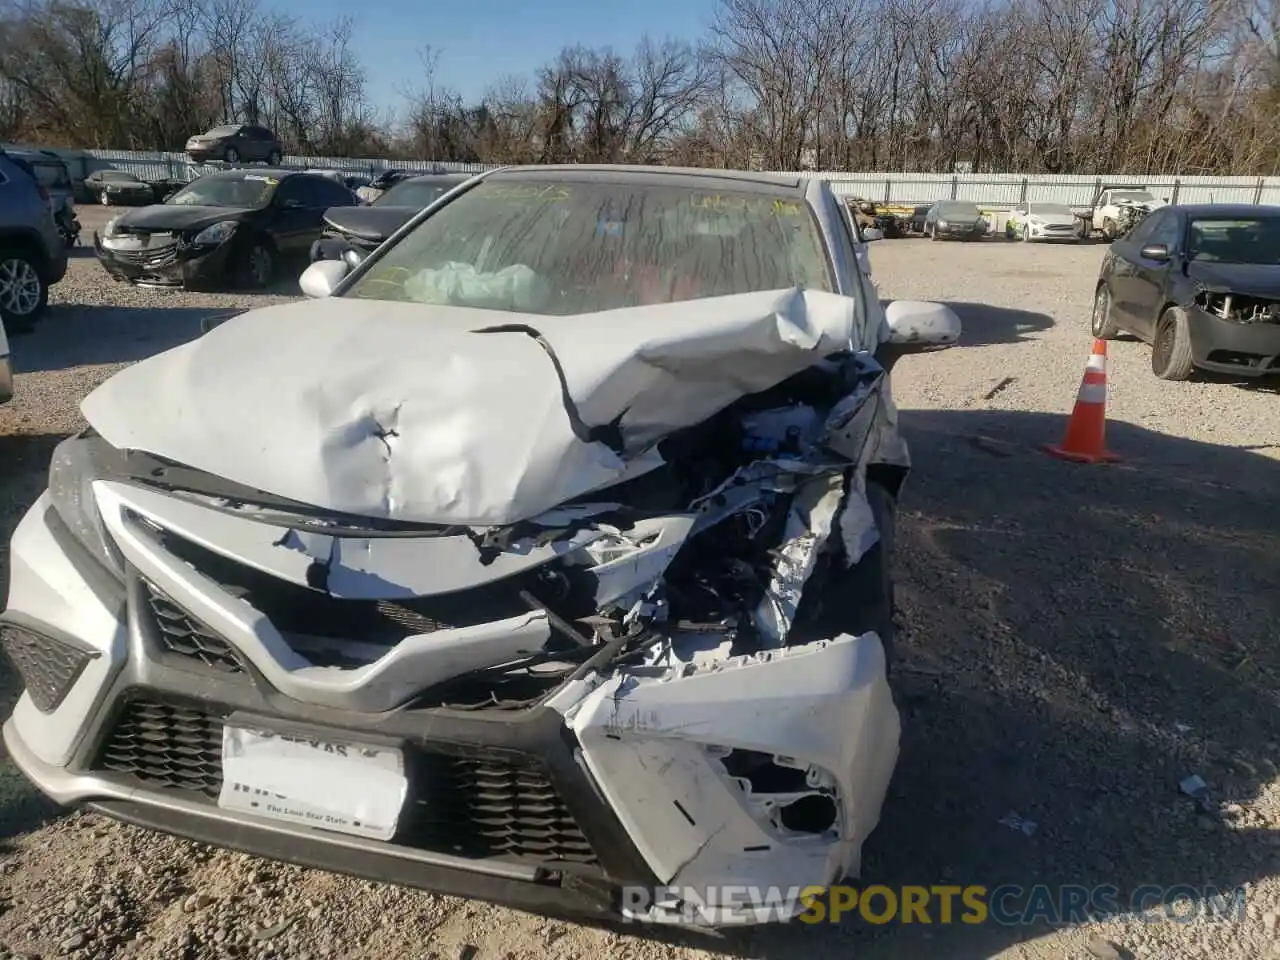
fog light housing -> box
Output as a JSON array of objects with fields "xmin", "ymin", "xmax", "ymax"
[{"xmin": 0, "ymin": 623, "xmax": 98, "ymax": 713}]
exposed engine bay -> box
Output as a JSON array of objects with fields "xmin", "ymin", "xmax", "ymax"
[
  {"xmin": 77, "ymin": 344, "xmax": 895, "ymax": 712},
  {"xmin": 1194, "ymin": 290, "xmax": 1280, "ymax": 324}
]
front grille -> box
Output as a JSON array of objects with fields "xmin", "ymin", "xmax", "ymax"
[
  {"xmin": 0, "ymin": 624, "xmax": 96, "ymax": 713},
  {"xmin": 94, "ymin": 696, "xmax": 599, "ymax": 866},
  {"xmin": 144, "ymin": 582, "xmax": 244, "ymax": 673},
  {"xmin": 111, "ymin": 244, "xmax": 179, "ymax": 266},
  {"xmin": 401, "ymin": 756, "xmax": 598, "ymax": 864},
  {"xmin": 98, "ymin": 698, "xmax": 223, "ymax": 796}
]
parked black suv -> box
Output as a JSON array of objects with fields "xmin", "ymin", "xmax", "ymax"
[{"xmin": 185, "ymin": 124, "xmax": 284, "ymax": 165}]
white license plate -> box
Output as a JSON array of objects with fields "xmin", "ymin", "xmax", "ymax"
[{"xmin": 217, "ymin": 725, "xmax": 408, "ymax": 841}]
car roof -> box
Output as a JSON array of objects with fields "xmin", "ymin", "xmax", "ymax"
[
  {"xmin": 1174, "ymin": 203, "xmax": 1280, "ymax": 217},
  {"xmin": 198, "ymin": 167, "xmax": 298, "ymax": 181},
  {"xmin": 485, "ymin": 163, "xmax": 808, "ymax": 196},
  {"xmin": 399, "ymin": 173, "xmax": 470, "ymax": 184}
]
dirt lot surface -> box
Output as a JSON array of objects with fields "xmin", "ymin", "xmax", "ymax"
[{"xmin": 0, "ymin": 208, "xmax": 1277, "ymax": 960}]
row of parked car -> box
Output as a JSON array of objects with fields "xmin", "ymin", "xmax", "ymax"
[{"xmin": 92, "ymin": 166, "xmax": 469, "ymax": 291}]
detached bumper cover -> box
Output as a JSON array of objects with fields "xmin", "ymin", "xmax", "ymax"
[{"xmin": 1186, "ymin": 307, "xmax": 1280, "ymax": 376}]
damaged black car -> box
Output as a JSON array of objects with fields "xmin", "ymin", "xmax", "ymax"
[
  {"xmin": 1092, "ymin": 203, "xmax": 1280, "ymax": 380},
  {"xmin": 94, "ymin": 169, "xmax": 358, "ymax": 290},
  {"xmin": 311, "ymin": 172, "xmax": 472, "ymax": 266}
]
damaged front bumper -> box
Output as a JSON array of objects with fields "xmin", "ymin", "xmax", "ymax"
[
  {"xmin": 2, "ymin": 488, "xmax": 898, "ymax": 926},
  {"xmin": 1186, "ymin": 297, "xmax": 1280, "ymax": 377},
  {"xmin": 93, "ymin": 233, "xmax": 236, "ymax": 289}
]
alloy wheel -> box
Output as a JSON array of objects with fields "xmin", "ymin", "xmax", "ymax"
[{"xmin": 0, "ymin": 257, "xmax": 42, "ymax": 317}]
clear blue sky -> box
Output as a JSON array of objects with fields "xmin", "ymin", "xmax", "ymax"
[{"xmin": 295, "ymin": 0, "xmax": 718, "ymax": 116}]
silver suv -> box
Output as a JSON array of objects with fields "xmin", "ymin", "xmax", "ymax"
[{"xmin": 0, "ymin": 149, "xmax": 68, "ymax": 333}]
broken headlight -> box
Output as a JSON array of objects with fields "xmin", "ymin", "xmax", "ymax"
[
  {"xmin": 192, "ymin": 221, "xmax": 237, "ymax": 246},
  {"xmin": 48, "ymin": 435, "xmax": 125, "ymax": 579}
]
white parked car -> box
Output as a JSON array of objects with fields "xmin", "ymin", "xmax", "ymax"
[
  {"xmin": 1005, "ymin": 201, "xmax": 1083, "ymax": 242},
  {"xmin": 1092, "ymin": 188, "xmax": 1167, "ymax": 240},
  {"xmin": 1, "ymin": 164, "xmax": 961, "ymax": 928},
  {"xmin": 0, "ymin": 317, "xmax": 11, "ymax": 404}
]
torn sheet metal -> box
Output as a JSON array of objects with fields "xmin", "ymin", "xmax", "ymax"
[
  {"xmin": 752, "ymin": 472, "xmax": 845, "ymax": 647},
  {"xmin": 81, "ymin": 288, "xmax": 859, "ymax": 526}
]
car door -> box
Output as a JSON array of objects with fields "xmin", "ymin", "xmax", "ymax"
[
  {"xmin": 268, "ymin": 177, "xmax": 319, "ymax": 256},
  {"xmin": 1123, "ymin": 208, "xmax": 1182, "ymax": 338},
  {"xmin": 1107, "ymin": 208, "xmax": 1170, "ymax": 337}
]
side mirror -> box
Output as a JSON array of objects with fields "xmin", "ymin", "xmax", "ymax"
[
  {"xmin": 861, "ymin": 227, "xmax": 885, "ymax": 242},
  {"xmin": 299, "ymin": 259, "xmax": 350, "ymax": 298},
  {"xmin": 1140, "ymin": 243, "xmax": 1171, "ymax": 262}
]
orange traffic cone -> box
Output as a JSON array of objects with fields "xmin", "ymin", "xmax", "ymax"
[{"xmin": 1043, "ymin": 338, "xmax": 1121, "ymax": 463}]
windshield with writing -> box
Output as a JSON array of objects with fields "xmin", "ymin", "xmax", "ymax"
[
  {"xmin": 344, "ymin": 179, "xmax": 835, "ymax": 316},
  {"xmin": 1188, "ymin": 218, "xmax": 1280, "ymax": 264},
  {"xmin": 374, "ymin": 180, "xmax": 460, "ymax": 209},
  {"xmin": 167, "ymin": 175, "xmax": 275, "ymax": 207}
]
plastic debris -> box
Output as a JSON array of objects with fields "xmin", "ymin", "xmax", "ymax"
[
  {"xmin": 1179, "ymin": 773, "xmax": 1215, "ymax": 814},
  {"xmin": 998, "ymin": 811, "xmax": 1038, "ymax": 836}
]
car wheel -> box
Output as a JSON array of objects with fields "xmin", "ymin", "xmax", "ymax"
[
  {"xmin": 1151, "ymin": 306, "xmax": 1195, "ymax": 380},
  {"xmin": 1091, "ymin": 284, "xmax": 1122, "ymax": 339},
  {"xmin": 1102, "ymin": 218, "xmax": 1117, "ymax": 242},
  {"xmin": 224, "ymin": 147, "xmax": 240, "ymax": 163},
  {"xmin": 99, "ymin": 192, "xmax": 110, "ymax": 206},
  {"xmin": 0, "ymin": 247, "xmax": 49, "ymax": 333},
  {"xmin": 267, "ymin": 150, "xmax": 282, "ymax": 165},
  {"xmin": 237, "ymin": 240, "xmax": 275, "ymax": 290}
]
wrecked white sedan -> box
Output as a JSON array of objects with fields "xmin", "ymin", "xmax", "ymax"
[{"xmin": 1, "ymin": 164, "xmax": 960, "ymax": 927}]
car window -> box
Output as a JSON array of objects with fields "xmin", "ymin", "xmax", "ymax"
[
  {"xmin": 206, "ymin": 125, "xmax": 241, "ymax": 137},
  {"xmin": 31, "ymin": 162, "xmax": 70, "ymax": 189},
  {"xmin": 1124, "ymin": 209, "xmax": 1165, "ymax": 247},
  {"xmin": 1112, "ymin": 190, "xmax": 1156, "ymax": 204},
  {"xmin": 1146, "ymin": 211, "xmax": 1181, "ymax": 248},
  {"xmin": 309, "ymin": 176, "xmax": 356, "ymax": 207},
  {"xmin": 168, "ymin": 173, "xmax": 277, "ymax": 207},
  {"xmin": 274, "ymin": 177, "xmax": 313, "ymax": 206},
  {"xmin": 375, "ymin": 180, "xmax": 461, "ymax": 208},
  {"xmin": 1187, "ymin": 217, "xmax": 1280, "ymax": 264},
  {"xmin": 345, "ymin": 178, "xmax": 835, "ymax": 316},
  {"xmin": 938, "ymin": 201, "xmax": 981, "ymax": 218}
]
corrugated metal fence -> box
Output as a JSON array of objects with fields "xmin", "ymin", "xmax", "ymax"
[{"xmin": 20, "ymin": 145, "xmax": 1280, "ymax": 208}]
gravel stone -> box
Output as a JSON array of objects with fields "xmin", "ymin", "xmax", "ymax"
[{"xmin": 0, "ymin": 217, "xmax": 1276, "ymax": 959}]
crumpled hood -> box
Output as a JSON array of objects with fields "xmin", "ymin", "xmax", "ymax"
[
  {"xmin": 1186, "ymin": 261, "xmax": 1280, "ymax": 299},
  {"xmin": 81, "ymin": 289, "xmax": 865, "ymax": 526},
  {"xmin": 112, "ymin": 204, "xmax": 254, "ymax": 233}
]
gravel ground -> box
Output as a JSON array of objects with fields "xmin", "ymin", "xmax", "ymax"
[{"xmin": 0, "ymin": 212, "xmax": 1276, "ymax": 960}]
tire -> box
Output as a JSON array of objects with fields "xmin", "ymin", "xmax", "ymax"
[
  {"xmin": 236, "ymin": 240, "xmax": 274, "ymax": 290},
  {"xmin": 1091, "ymin": 283, "xmax": 1122, "ymax": 339},
  {"xmin": 1151, "ymin": 306, "xmax": 1195, "ymax": 380},
  {"xmin": 267, "ymin": 150, "xmax": 282, "ymax": 165},
  {"xmin": 99, "ymin": 191, "xmax": 110, "ymax": 206},
  {"xmin": 0, "ymin": 246, "xmax": 49, "ymax": 333},
  {"xmin": 1102, "ymin": 218, "xmax": 1117, "ymax": 242},
  {"xmin": 224, "ymin": 147, "xmax": 240, "ymax": 163}
]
